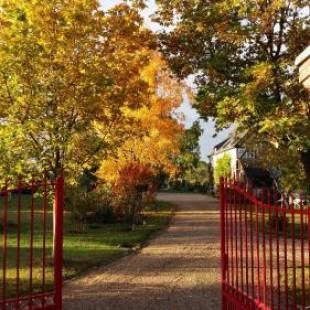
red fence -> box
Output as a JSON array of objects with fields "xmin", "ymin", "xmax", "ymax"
[
  {"xmin": 220, "ymin": 178, "xmax": 310, "ymax": 310},
  {"xmin": 0, "ymin": 177, "xmax": 64, "ymax": 310}
]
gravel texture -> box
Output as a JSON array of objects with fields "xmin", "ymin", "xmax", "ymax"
[{"xmin": 63, "ymin": 193, "xmax": 221, "ymax": 310}]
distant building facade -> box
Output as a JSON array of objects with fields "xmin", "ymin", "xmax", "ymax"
[
  {"xmin": 209, "ymin": 133, "xmax": 274, "ymax": 188},
  {"xmin": 295, "ymin": 46, "xmax": 310, "ymax": 90}
]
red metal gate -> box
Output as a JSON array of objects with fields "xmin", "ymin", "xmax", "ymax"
[
  {"xmin": 0, "ymin": 176, "xmax": 64, "ymax": 310},
  {"xmin": 220, "ymin": 178, "xmax": 310, "ymax": 310}
]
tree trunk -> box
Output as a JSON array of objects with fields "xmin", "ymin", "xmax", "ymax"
[
  {"xmin": 130, "ymin": 202, "xmax": 137, "ymax": 231},
  {"xmin": 301, "ymin": 149, "xmax": 310, "ymax": 187}
]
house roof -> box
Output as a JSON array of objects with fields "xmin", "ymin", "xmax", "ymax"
[
  {"xmin": 211, "ymin": 132, "xmax": 243, "ymax": 156},
  {"xmin": 213, "ymin": 138, "xmax": 230, "ymax": 151},
  {"xmin": 295, "ymin": 46, "xmax": 310, "ymax": 66},
  {"xmin": 243, "ymin": 166, "xmax": 274, "ymax": 187}
]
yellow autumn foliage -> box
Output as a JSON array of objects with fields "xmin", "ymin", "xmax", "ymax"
[{"xmin": 98, "ymin": 53, "xmax": 184, "ymax": 184}]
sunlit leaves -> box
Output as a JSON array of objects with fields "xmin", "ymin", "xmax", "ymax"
[
  {"xmin": 0, "ymin": 1, "xmax": 155, "ymax": 180},
  {"xmin": 98, "ymin": 53, "xmax": 184, "ymax": 185},
  {"xmin": 156, "ymin": 0, "xmax": 310, "ymax": 184}
]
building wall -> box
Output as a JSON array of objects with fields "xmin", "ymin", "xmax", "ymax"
[{"xmin": 296, "ymin": 46, "xmax": 310, "ymax": 90}]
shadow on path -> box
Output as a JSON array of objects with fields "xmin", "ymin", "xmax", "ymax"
[{"xmin": 63, "ymin": 193, "xmax": 221, "ymax": 310}]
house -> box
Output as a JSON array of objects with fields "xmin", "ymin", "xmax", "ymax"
[
  {"xmin": 209, "ymin": 132, "xmax": 275, "ymax": 188},
  {"xmin": 209, "ymin": 131, "xmax": 249, "ymax": 179},
  {"xmin": 208, "ymin": 47, "xmax": 310, "ymax": 192},
  {"xmin": 295, "ymin": 46, "xmax": 310, "ymax": 90}
]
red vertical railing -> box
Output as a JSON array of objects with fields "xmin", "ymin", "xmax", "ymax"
[
  {"xmin": 220, "ymin": 178, "xmax": 310, "ymax": 310},
  {"xmin": 0, "ymin": 176, "xmax": 64, "ymax": 310},
  {"xmin": 41, "ymin": 178, "xmax": 48, "ymax": 309},
  {"xmin": 29, "ymin": 179, "xmax": 35, "ymax": 310},
  {"xmin": 54, "ymin": 176, "xmax": 64, "ymax": 310},
  {"xmin": 2, "ymin": 182, "xmax": 8, "ymax": 310},
  {"xmin": 267, "ymin": 191, "xmax": 274, "ymax": 310},
  {"xmin": 220, "ymin": 177, "xmax": 227, "ymax": 309},
  {"xmin": 15, "ymin": 179, "xmax": 21, "ymax": 310}
]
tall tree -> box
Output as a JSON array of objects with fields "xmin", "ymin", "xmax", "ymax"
[
  {"xmin": 154, "ymin": 0, "xmax": 310, "ymax": 185},
  {"xmin": 97, "ymin": 53, "xmax": 184, "ymax": 229},
  {"xmin": 175, "ymin": 120, "xmax": 203, "ymax": 180},
  {"xmin": 98, "ymin": 53, "xmax": 184, "ymax": 183},
  {"xmin": 0, "ymin": 1, "xmax": 154, "ymax": 179}
]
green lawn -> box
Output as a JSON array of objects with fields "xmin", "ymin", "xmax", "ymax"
[
  {"xmin": 0, "ymin": 194, "xmax": 173, "ymax": 298},
  {"xmin": 230, "ymin": 203, "xmax": 309, "ymax": 306},
  {"xmin": 232, "ymin": 203, "xmax": 308, "ymax": 239}
]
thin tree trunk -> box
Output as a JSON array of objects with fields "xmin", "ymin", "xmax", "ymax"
[{"xmin": 131, "ymin": 201, "xmax": 137, "ymax": 231}]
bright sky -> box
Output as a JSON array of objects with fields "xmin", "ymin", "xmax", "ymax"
[{"xmin": 100, "ymin": 0, "xmax": 231, "ymax": 161}]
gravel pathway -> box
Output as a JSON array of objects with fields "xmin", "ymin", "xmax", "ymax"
[{"xmin": 63, "ymin": 193, "xmax": 221, "ymax": 310}]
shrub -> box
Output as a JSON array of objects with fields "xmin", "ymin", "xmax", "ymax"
[
  {"xmin": 65, "ymin": 184, "xmax": 114, "ymax": 233},
  {"xmin": 87, "ymin": 186, "xmax": 116, "ymax": 224},
  {"xmin": 65, "ymin": 185, "xmax": 93, "ymax": 233},
  {"xmin": 214, "ymin": 154, "xmax": 231, "ymax": 185},
  {"xmin": 112, "ymin": 163, "xmax": 155, "ymax": 230}
]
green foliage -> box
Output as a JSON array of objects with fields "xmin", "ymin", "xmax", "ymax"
[
  {"xmin": 255, "ymin": 143, "xmax": 308, "ymax": 192},
  {"xmin": 65, "ymin": 186, "xmax": 96, "ymax": 233},
  {"xmin": 186, "ymin": 160, "xmax": 211, "ymax": 185},
  {"xmin": 65, "ymin": 180, "xmax": 114, "ymax": 233},
  {"xmin": 155, "ymin": 0, "xmax": 310, "ymax": 184},
  {"xmin": 166, "ymin": 121, "xmax": 212, "ymax": 192},
  {"xmin": 214, "ymin": 154, "xmax": 231, "ymax": 185},
  {"xmin": 165, "ymin": 179, "xmax": 210, "ymax": 193},
  {"xmin": 176, "ymin": 121, "xmax": 203, "ymax": 178},
  {"xmin": 167, "ymin": 160, "xmax": 212, "ymax": 192}
]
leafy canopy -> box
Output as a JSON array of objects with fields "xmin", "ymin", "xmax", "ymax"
[
  {"xmin": 0, "ymin": 1, "xmax": 154, "ymax": 180},
  {"xmin": 154, "ymin": 0, "xmax": 310, "ymax": 183},
  {"xmin": 175, "ymin": 120, "xmax": 203, "ymax": 179},
  {"xmin": 98, "ymin": 53, "xmax": 184, "ymax": 184}
]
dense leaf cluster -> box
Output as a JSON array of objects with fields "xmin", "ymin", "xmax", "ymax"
[{"xmin": 155, "ymin": 0, "xmax": 310, "ymax": 185}]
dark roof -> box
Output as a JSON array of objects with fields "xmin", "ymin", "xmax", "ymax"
[
  {"xmin": 244, "ymin": 166, "xmax": 273, "ymax": 187},
  {"xmin": 213, "ymin": 132, "xmax": 243, "ymax": 153},
  {"xmin": 214, "ymin": 138, "xmax": 230, "ymax": 151}
]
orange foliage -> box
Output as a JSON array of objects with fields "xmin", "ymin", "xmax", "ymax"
[
  {"xmin": 97, "ymin": 53, "xmax": 184, "ymax": 220},
  {"xmin": 113, "ymin": 163, "xmax": 154, "ymax": 197},
  {"xmin": 98, "ymin": 53, "xmax": 184, "ymax": 185},
  {"xmin": 111, "ymin": 163, "xmax": 154, "ymax": 226}
]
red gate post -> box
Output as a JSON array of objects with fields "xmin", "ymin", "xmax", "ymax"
[
  {"xmin": 2, "ymin": 182, "xmax": 8, "ymax": 310},
  {"xmin": 54, "ymin": 176, "xmax": 64, "ymax": 310},
  {"xmin": 220, "ymin": 177, "xmax": 227, "ymax": 310}
]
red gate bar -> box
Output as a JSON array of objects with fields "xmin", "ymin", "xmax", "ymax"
[
  {"xmin": 220, "ymin": 178, "xmax": 310, "ymax": 310},
  {"xmin": 54, "ymin": 176, "xmax": 64, "ymax": 310},
  {"xmin": 2, "ymin": 182, "xmax": 8, "ymax": 310},
  {"xmin": 0, "ymin": 176, "xmax": 64, "ymax": 310},
  {"xmin": 220, "ymin": 177, "xmax": 226, "ymax": 308}
]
